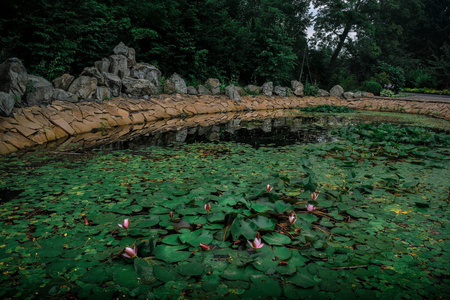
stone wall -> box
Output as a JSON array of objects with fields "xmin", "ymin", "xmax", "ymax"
[{"xmin": 0, "ymin": 93, "xmax": 448, "ymax": 155}]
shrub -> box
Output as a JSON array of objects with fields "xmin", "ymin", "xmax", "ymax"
[
  {"xmin": 362, "ymin": 81, "xmax": 382, "ymax": 96},
  {"xmin": 380, "ymin": 89, "xmax": 394, "ymax": 97},
  {"xmin": 374, "ymin": 62, "xmax": 405, "ymax": 93},
  {"xmin": 406, "ymin": 68, "xmax": 437, "ymax": 89},
  {"xmin": 304, "ymin": 82, "xmax": 318, "ymax": 97}
]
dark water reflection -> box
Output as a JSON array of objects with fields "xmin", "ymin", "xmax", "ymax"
[{"xmin": 22, "ymin": 109, "xmax": 447, "ymax": 153}]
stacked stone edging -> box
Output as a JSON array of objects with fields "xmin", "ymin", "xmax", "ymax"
[{"xmin": 0, "ymin": 94, "xmax": 449, "ymax": 155}]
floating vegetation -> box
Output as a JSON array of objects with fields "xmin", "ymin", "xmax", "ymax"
[
  {"xmin": 301, "ymin": 105, "xmax": 355, "ymax": 113},
  {"xmin": 0, "ymin": 122, "xmax": 449, "ymax": 299}
]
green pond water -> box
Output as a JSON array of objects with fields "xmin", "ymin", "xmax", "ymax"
[{"xmin": 0, "ymin": 110, "xmax": 449, "ymax": 299}]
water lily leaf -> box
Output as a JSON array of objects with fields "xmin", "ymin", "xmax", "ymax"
[
  {"xmin": 178, "ymin": 261, "xmax": 205, "ymax": 276},
  {"xmin": 263, "ymin": 232, "xmax": 291, "ymax": 245},
  {"xmin": 273, "ymin": 246, "xmax": 292, "ymax": 260},
  {"xmin": 275, "ymin": 200, "xmax": 293, "ymax": 213},
  {"xmin": 250, "ymin": 275, "xmax": 282, "ymax": 297},
  {"xmin": 288, "ymin": 268, "xmax": 318, "ymax": 288},
  {"xmin": 153, "ymin": 264, "xmax": 182, "ymax": 283},
  {"xmin": 231, "ymin": 215, "xmax": 258, "ymax": 240},
  {"xmin": 179, "ymin": 229, "xmax": 213, "ymax": 246},
  {"xmin": 153, "ymin": 245, "xmax": 190, "ymax": 263},
  {"xmin": 252, "ymin": 215, "xmax": 277, "ymax": 231},
  {"xmin": 133, "ymin": 258, "xmax": 154, "ymax": 283},
  {"xmin": 112, "ymin": 264, "xmax": 139, "ymax": 288}
]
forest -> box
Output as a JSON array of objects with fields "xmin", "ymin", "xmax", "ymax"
[{"xmin": 0, "ymin": 0, "xmax": 449, "ymax": 91}]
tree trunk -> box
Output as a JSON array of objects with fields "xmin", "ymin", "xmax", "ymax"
[{"xmin": 327, "ymin": 23, "xmax": 352, "ymax": 75}]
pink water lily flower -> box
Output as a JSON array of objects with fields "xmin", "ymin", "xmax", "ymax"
[
  {"xmin": 311, "ymin": 192, "xmax": 319, "ymax": 201},
  {"xmin": 118, "ymin": 218, "xmax": 129, "ymax": 229},
  {"xmin": 288, "ymin": 212, "xmax": 297, "ymax": 224},
  {"xmin": 199, "ymin": 243, "xmax": 210, "ymax": 251},
  {"xmin": 123, "ymin": 245, "xmax": 137, "ymax": 258},
  {"xmin": 248, "ymin": 237, "xmax": 264, "ymax": 249},
  {"xmin": 306, "ymin": 204, "xmax": 316, "ymax": 212},
  {"xmin": 266, "ymin": 184, "xmax": 273, "ymax": 192}
]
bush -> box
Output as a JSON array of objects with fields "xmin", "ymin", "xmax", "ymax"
[
  {"xmin": 304, "ymin": 82, "xmax": 318, "ymax": 97},
  {"xmin": 374, "ymin": 62, "xmax": 405, "ymax": 93},
  {"xmin": 406, "ymin": 68, "xmax": 437, "ymax": 89},
  {"xmin": 380, "ymin": 89, "xmax": 394, "ymax": 97},
  {"xmin": 362, "ymin": 81, "xmax": 383, "ymax": 96}
]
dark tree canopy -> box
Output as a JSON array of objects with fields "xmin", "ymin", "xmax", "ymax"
[{"xmin": 0, "ymin": 0, "xmax": 448, "ymax": 89}]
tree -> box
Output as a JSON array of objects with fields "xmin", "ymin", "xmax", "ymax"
[{"xmin": 311, "ymin": 0, "xmax": 380, "ymax": 78}]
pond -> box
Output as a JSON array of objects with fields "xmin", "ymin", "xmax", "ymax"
[{"xmin": 0, "ymin": 109, "xmax": 449, "ymax": 299}]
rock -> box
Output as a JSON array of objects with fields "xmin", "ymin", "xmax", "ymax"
[
  {"xmin": 330, "ymin": 85, "xmax": 344, "ymax": 97},
  {"xmin": 362, "ymin": 92, "xmax": 375, "ymax": 97},
  {"xmin": 317, "ymin": 89, "xmax": 330, "ymax": 97},
  {"xmin": 0, "ymin": 57, "xmax": 28, "ymax": 105},
  {"xmin": 169, "ymin": 73, "xmax": 187, "ymax": 94},
  {"xmin": 26, "ymin": 75, "xmax": 54, "ymax": 106},
  {"xmin": 130, "ymin": 63, "xmax": 161, "ymax": 87},
  {"xmin": 109, "ymin": 54, "xmax": 129, "ymax": 78},
  {"xmin": 68, "ymin": 76, "xmax": 97, "ymax": 100},
  {"xmin": 225, "ymin": 84, "xmax": 242, "ymax": 102},
  {"xmin": 353, "ymin": 91, "xmax": 362, "ymax": 98},
  {"xmin": 0, "ymin": 91, "xmax": 14, "ymax": 117},
  {"xmin": 52, "ymin": 89, "xmax": 78, "ymax": 103},
  {"xmin": 343, "ymin": 92, "xmax": 355, "ymax": 99},
  {"xmin": 235, "ymin": 86, "xmax": 245, "ymax": 96},
  {"xmin": 103, "ymin": 72, "xmax": 122, "ymax": 97},
  {"xmin": 52, "ymin": 74, "xmax": 75, "ymax": 91},
  {"xmin": 122, "ymin": 76, "xmax": 157, "ymax": 96},
  {"xmin": 163, "ymin": 79, "xmax": 175, "ymax": 94},
  {"xmin": 81, "ymin": 67, "xmax": 105, "ymax": 85},
  {"xmin": 187, "ymin": 86, "xmax": 198, "ymax": 95},
  {"xmin": 291, "ymin": 80, "xmax": 304, "ymax": 96},
  {"xmin": 128, "ymin": 47, "xmax": 136, "ymax": 61},
  {"xmin": 261, "ymin": 82, "xmax": 273, "ymax": 96},
  {"xmin": 205, "ymin": 78, "xmax": 221, "ymax": 94},
  {"xmin": 96, "ymin": 86, "xmax": 111, "ymax": 102},
  {"xmin": 274, "ymin": 86, "xmax": 287, "ymax": 97},
  {"xmin": 95, "ymin": 58, "xmax": 111, "ymax": 73},
  {"xmin": 245, "ymin": 85, "xmax": 261, "ymax": 95},
  {"xmin": 197, "ymin": 85, "xmax": 212, "ymax": 95},
  {"xmin": 113, "ymin": 42, "xmax": 129, "ymax": 57}
]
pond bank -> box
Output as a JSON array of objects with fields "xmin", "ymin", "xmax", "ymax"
[{"xmin": 0, "ymin": 94, "xmax": 449, "ymax": 155}]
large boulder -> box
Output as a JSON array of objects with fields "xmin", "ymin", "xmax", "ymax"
[
  {"xmin": 52, "ymin": 89, "xmax": 78, "ymax": 103},
  {"xmin": 291, "ymin": 80, "xmax": 304, "ymax": 97},
  {"xmin": 113, "ymin": 41, "xmax": 136, "ymax": 61},
  {"xmin": 0, "ymin": 92, "xmax": 14, "ymax": 117},
  {"xmin": 169, "ymin": 73, "xmax": 187, "ymax": 94},
  {"xmin": 163, "ymin": 80, "xmax": 175, "ymax": 94},
  {"xmin": 96, "ymin": 86, "xmax": 111, "ymax": 102},
  {"xmin": 26, "ymin": 75, "xmax": 54, "ymax": 106},
  {"xmin": 103, "ymin": 72, "xmax": 122, "ymax": 97},
  {"xmin": 130, "ymin": 63, "xmax": 161, "ymax": 88},
  {"xmin": 197, "ymin": 85, "xmax": 212, "ymax": 95},
  {"xmin": 68, "ymin": 76, "xmax": 97, "ymax": 100},
  {"xmin": 205, "ymin": 78, "xmax": 221, "ymax": 94},
  {"xmin": 81, "ymin": 67, "xmax": 105, "ymax": 85},
  {"xmin": 245, "ymin": 85, "xmax": 261, "ymax": 95},
  {"xmin": 261, "ymin": 82, "xmax": 273, "ymax": 96},
  {"xmin": 225, "ymin": 84, "xmax": 242, "ymax": 102},
  {"xmin": 187, "ymin": 86, "xmax": 198, "ymax": 95},
  {"xmin": 274, "ymin": 86, "xmax": 287, "ymax": 97},
  {"xmin": 330, "ymin": 85, "xmax": 344, "ymax": 97},
  {"xmin": 109, "ymin": 54, "xmax": 129, "ymax": 78},
  {"xmin": 317, "ymin": 89, "xmax": 330, "ymax": 97},
  {"xmin": 343, "ymin": 92, "xmax": 355, "ymax": 99},
  {"xmin": 0, "ymin": 57, "xmax": 28, "ymax": 106},
  {"xmin": 122, "ymin": 76, "xmax": 157, "ymax": 96},
  {"xmin": 95, "ymin": 58, "xmax": 111, "ymax": 73},
  {"xmin": 52, "ymin": 74, "xmax": 74, "ymax": 91}
]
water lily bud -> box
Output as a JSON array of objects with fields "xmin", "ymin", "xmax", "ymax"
[
  {"xmin": 118, "ymin": 218, "xmax": 130, "ymax": 229},
  {"xmin": 311, "ymin": 192, "xmax": 319, "ymax": 201},
  {"xmin": 123, "ymin": 245, "xmax": 137, "ymax": 258},
  {"xmin": 266, "ymin": 184, "xmax": 273, "ymax": 192},
  {"xmin": 84, "ymin": 217, "xmax": 89, "ymax": 226},
  {"xmin": 288, "ymin": 212, "xmax": 297, "ymax": 224},
  {"xmin": 248, "ymin": 237, "xmax": 264, "ymax": 249},
  {"xmin": 169, "ymin": 211, "xmax": 174, "ymax": 219},
  {"xmin": 204, "ymin": 203, "xmax": 211, "ymax": 212},
  {"xmin": 306, "ymin": 204, "xmax": 316, "ymax": 212},
  {"xmin": 199, "ymin": 243, "xmax": 210, "ymax": 251}
]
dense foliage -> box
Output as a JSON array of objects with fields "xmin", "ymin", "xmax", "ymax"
[
  {"xmin": 300, "ymin": 104, "xmax": 354, "ymax": 113},
  {"xmin": 0, "ymin": 0, "xmax": 448, "ymax": 88}
]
